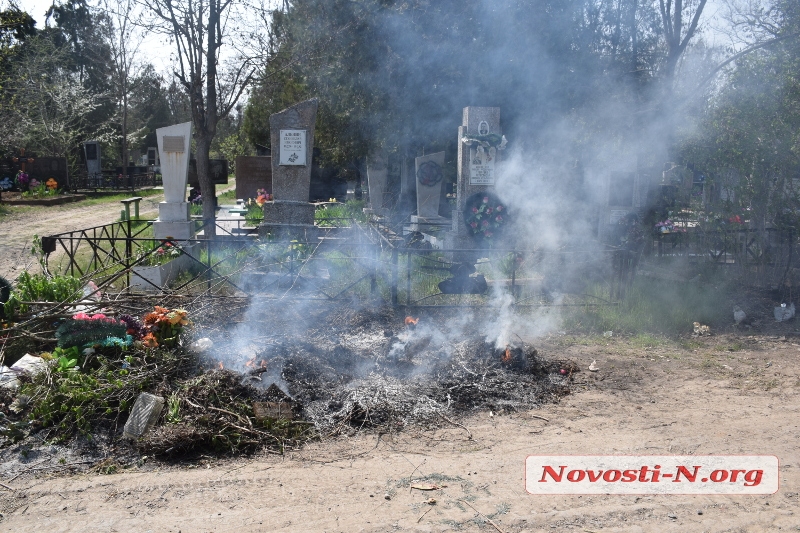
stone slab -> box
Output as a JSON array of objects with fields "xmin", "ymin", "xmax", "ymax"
[
  {"xmin": 415, "ymin": 151, "xmax": 445, "ymax": 218},
  {"xmin": 453, "ymin": 107, "xmax": 501, "ymax": 239},
  {"xmin": 235, "ymin": 156, "xmax": 272, "ymax": 200},
  {"xmin": 188, "ymin": 159, "xmax": 229, "ymax": 186},
  {"xmin": 29, "ymin": 156, "xmax": 70, "ymax": 190},
  {"xmin": 84, "ymin": 141, "xmax": 101, "ymax": 176},
  {"xmin": 366, "ymin": 152, "xmax": 389, "ymax": 215},
  {"xmin": 262, "ymin": 200, "xmax": 315, "ymax": 225},
  {"xmin": 269, "ymin": 99, "xmax": 318, "ymax": 202},
  {"xmin": 153, "ymin": 220, "xmax": 195, "ymax": 240},
  {"xmin": 158, "ymin": 201, "xmax": 189, "ymax": 222}
]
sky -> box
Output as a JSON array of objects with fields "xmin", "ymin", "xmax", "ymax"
[{"xmin": 16, "ymin": 0, "xmax": 173, "ymax": 73}]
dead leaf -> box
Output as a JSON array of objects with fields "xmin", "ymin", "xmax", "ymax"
[{"xmin": 411, "ymin": 483, "xmax": 440, "ymax": 491}]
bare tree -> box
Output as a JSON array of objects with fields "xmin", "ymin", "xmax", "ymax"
[
  {"xmin": 103, "ymin": 0, "xmax": 146, "ymax": 182},
  {"xmin": 140, "ymin": 0, "xmax": 263, "ymax": 232},
  {"xmin": 658, "ymin": 0, "xmax": 709, "ymax": 87}
]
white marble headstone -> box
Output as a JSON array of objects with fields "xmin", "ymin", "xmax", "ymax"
[{"xmin": 156, "ymin": 122, "xmax": 192, "ymax": 204}]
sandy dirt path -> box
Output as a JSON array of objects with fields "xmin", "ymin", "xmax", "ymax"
[
  {"xmin": 1, "ymin": 334, "xmax": 798, "ymax": 532},
  {"xmin": 0, "ymin": 183, "xmax": 236, "ymax": 281},
  {"xmin": 0, "ymin": 196, "xmax": 163, "ymax": 281}
]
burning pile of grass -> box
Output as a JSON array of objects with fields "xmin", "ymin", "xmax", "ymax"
[
  {"xmin": 287, "ymin": 337, "xmax": 574, "ymax": 435},
  {"xmin": 202, "ymin": 306, "xmax": 579, "ymax": 437}
]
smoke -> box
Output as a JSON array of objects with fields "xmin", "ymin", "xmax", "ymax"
[{"xmin": 202, "ymin": 0, "xmax": 735, "ymax": 381}]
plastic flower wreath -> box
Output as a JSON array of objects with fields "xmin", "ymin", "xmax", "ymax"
[
  {"xmin": 463, "ymin": 192, "xmax": 508, "ymax": 245},
  {"xmin": 46, "ymin": 178, "xmax": 58, "ymax": 190},
  {"xmin": 142, "ymin": 306, "xmax": 190, "ymax": 348},
  {"xmin": 255, "ymin": 188, "xmax": 272, "ymax": 206},
  {"xmin": 15, "ymin": 170, "xmax": 29, "ymax": 191}
]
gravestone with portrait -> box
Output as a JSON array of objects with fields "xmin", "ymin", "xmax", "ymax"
[
  {"xmin": 188, "ymin": 159, "xmax": 229, "ymax": 186},
  {"xmin": 410, "ymin": 151, "xmax": 449, "ymax": 232},
  {"xmin": 445, "ymin": 107, "xmax": 509, "ymax": 253},
  {"xmin": 259, "ymin": 99, "xmax": 319, "ymax": 239},
  {"xmin": 153, "ymin": 122, "xmax": 194, "ymax": 240},
  {"xmin": 235, "ymin": 156, "xmax": 272, "ymax": 200},
  {"xmin": 29, "ymin": 157, "xmax": 70, "ymax": 190}
]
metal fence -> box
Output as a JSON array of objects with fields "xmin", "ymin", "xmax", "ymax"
[
  {"xmin": 648, "ymin": 226, "xmax": 795, "ymax": 288},
  {"xmin": 70, "ymin": 172, "xmax": 162, "ymax": 191},
  {"xmin": 40, "ymin": 219, "xmax": 636, "ymax": 308}
]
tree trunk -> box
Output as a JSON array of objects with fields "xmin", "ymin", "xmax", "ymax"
[{"xmin": 195, "ymin": 133, "xmax": 217, "ymax": 237}]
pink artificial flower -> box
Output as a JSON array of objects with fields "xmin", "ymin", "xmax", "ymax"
[
  {"xmin": 91, "ymin": 314, "xmax": 107, "ymax": 320},
  {"xmin": 496, "ymin": 205, "xmax": 503, "ymax": 211},
  {"xmin": 496, "ymin": 215, "xmax": 503, "ymax": 222},
  {"xmin": 484, "ymin": 231, "xmax": 492, "ymax": 237},
  {"xmin": 486, "ymin": 207, "xmax": 492, "ymax": 214},
  {"xmin": 470, "ymin": 222, "xmax": 478, "ymax": 228},
  {"xmin": 73, "ymin": 312, "xmax": 92, "ymax": 320},
  {"xmin": 482, "ymin": 196, "xmax": 489, "ymax": 203},
  {"xmin": 472, "ymin": 207, "xmax": 478, "ymax": 213},
  {"xmin": 482, "ymin": 220, "xmax": 489, "ymax": 227}
]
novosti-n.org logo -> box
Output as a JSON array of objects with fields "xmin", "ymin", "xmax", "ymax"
[{"xmin": 525, "ymin": 456, "xmax": 779, "ymax": 494}]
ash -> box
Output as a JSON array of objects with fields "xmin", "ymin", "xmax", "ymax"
[{"xmin": 204, "ymin": 305, "xmax": 575, "ymax": 435}]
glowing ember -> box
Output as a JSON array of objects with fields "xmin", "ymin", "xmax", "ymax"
[
  {"xmin": 245, "ymin": 357, "xmax": 256, "ymax": 368},
  {"xmin": 405, "ymin": 316, "xmax": 419, "ymax": 326},
  {"xmin": 260, "ymin": 359, "xmax": 267, "ymax": 369},
  {"xmin": 502, "ymin": 345, "xmax": 512, "ymax": 363},
  {"xmin": 218, "ymin": 361, "xmax": 224, "ymax": 370}
]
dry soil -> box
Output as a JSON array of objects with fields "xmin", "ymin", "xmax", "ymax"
[{"xmin": 1, "ymin": 332, "xmax": 799, "ymax": 532}]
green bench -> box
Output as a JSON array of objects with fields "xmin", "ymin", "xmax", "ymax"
[{"xmin": 120, "ymin": 196, "xmax": 143, "ymax": 221}]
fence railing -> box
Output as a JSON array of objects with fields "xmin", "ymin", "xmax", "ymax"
[
  {"xmin": 40, "ymin": 218, "xmax": 636, "ymax": 308},
  {"xmin": 70, "ymin": 172, "xmax": 162, "ymax": 191},
  {"xmin": 648, "ymin": 226, "xmax": 794, "ymax": 288}
]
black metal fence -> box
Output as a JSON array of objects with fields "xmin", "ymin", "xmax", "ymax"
[
  {"xmin": 40, "ymin": 219, "xmax": 637, "ymax": 307},
  {"xmin": 69, "ymin": 172, "xmax": 162, "ymax": 191}
]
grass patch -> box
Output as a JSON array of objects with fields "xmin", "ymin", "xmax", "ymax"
[
  {"xmin": 629, "ymin": 333, "xmax": 668, "ymax": 349},
  {"xmin": 81, "ymin": 188, "xmax": 163, "ymax": 207},
  {"xmin": 564, "ymin": 277, "xmax": 731, "ymax": 336},
  {"xmin": 315, "ymin": 200, "xmax": 367, "ymax": 227},
  {"xmin": 0, "ymin": 203, "xmax": 11, "ymax": 219},
  {"xmin": 715, "ymin": 341, "xmax": 745, "ymax": 352},
  {"xmin": 217, "ymin": 188, "xmax": 237, "ymax": 203}
]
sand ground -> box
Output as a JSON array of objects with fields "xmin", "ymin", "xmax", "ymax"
[{"xmin": 1, "ymin": 332, "xmax": 798, "ymax": 532}]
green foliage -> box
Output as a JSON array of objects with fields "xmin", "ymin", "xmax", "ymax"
[
  {"xmin": 4, "ymin": 271, "xmax": 83, "ymax": 317},
  {"xmin": 245, "ymin": 202, "xmax": 264, "ymax": 225},
  {"xmin": 564, "ymin": 277, "xmax": 731, "ymax": 335},
  {"xmin": 19, "ymin": 352, "xmax": 159, "ymax": 440},
  {"xmin": 134, "ymin": 240, "xmax": 183, "ymax": 267},
  {"xmin": 218, "ymin": 132, "xmax": 249, "ymax": 171},
  {"xmin": 314, "ymin": 200, "xmax": 367, "ymax": 227}
]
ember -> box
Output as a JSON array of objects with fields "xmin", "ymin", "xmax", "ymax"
[
  {"xmin": 502, "ymin": 345, "xmax": 512, "ymax": 363},
  {"xmin": 217, "ymin": 361, "xmax": 224, "ymax": 370},
  {"xmin": 405, "ymin": 316, "xmax": 419, "ymax": 326}
]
